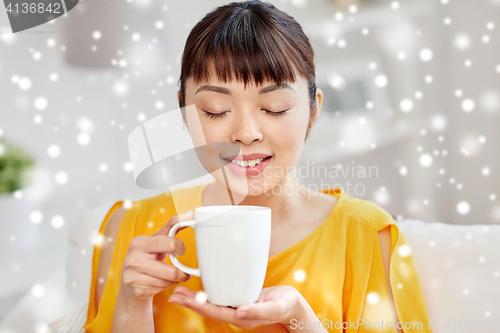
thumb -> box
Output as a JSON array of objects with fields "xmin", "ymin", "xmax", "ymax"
[
  {"xmin": 153, "ymin": 210, "xmax": 194, "ymax": 237},
  {"xmin": 178, "ymin": 210, "xmax": 194, "ymax": 222}
]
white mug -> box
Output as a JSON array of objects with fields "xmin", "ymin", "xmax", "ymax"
[{"xmin": 168, "ymin": 205, "xmax": 271, "ymax": 307}]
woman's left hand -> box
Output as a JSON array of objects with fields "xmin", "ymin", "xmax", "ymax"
[{"xmin": 168, "ymin": 285, "xmax": 307, "ymax": 330}]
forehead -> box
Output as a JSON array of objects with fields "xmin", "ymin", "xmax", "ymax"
[
  {"xmin": 185, "ymin": 74, "xmax": 307, "ymax": 94},
  {"xmin": 186, "ymin": 60, "xmax": 306, "ymax": 91}
]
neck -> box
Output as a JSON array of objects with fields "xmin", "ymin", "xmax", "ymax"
[{"xmin": 203, "ymin": 175, "xmax": 308, "ymax": 223}]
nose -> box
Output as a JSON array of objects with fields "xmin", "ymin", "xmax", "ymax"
[{"xmin": 230, "ymin": 109, "xmax": 263, "ymax": 145}]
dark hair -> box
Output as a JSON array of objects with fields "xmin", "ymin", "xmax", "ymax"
[{"xmin": 177, "ymin": 0, "xmax": 317, "ymax": 136}]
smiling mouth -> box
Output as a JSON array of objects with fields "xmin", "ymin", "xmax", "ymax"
[{"xmin": 222, "ymin": 156, "xmax": 272, "ymax": 167}]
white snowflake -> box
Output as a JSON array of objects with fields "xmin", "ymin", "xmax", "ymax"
[
  {"xmin": 461, "ymin": 99, "xmax": 475, "ymax": 112},
  {"xmin": 46, "ymin": 38, "xmax": 56, "ymax": 47},
  {"xmin": 454, "ymin": 33, "xmax": 471, "ymax": 50},
  {"xmin": 419, "ymin": 154, "xmax": 433, "ymax": 167},
  {"xmin": 419, "ymin": 48, "xmax": 433, "ymax": 62},
  {"xmin": 457, "ymin": 201, "xmax": 470, "ymax": 215},
  {"xmin": 195, "ymin": 291, "xmax": 207, "ymax": 304},
  {"xmin": 18, "ymin": 77, "xmax": 32, "ymax": 91},
  {"xmin": 92, "ymin": 31, "xmax": 102, "ymax": 40},
  {"xmin": 77, "ymin": 133, "xmax": 91, "ymax": 146},
  {"xmin": 374, "ymin": 187, "xmax": 390, "ymax": 205},
  {"xmin": 155, "ymin": 21, "xmax": 164, "ymax": 30},
  {"xmin": 51, "ymin": 215, "xmax": 64, "ymax": 229},
  {"xmin": 47, "ymin": 144, "xmax": 61, "ymax": 158},
  {"xmin": 374, "ymin": 74, "xmax": 388, "ymax": 88},
  {"xmin": 55, "ymin": 171, "xmax": 68, "ymax": 185},
  {"xmin": 34, "ymin": 97, "xmax": 48, "ymax": 110},
  {"xmin": 30, "ymin": 210, "xmax": 43, "ymax": 224},
  {"xmin": 293, "ymin": 269, "xmax": 306, "ymax": 282},
  {"xmin": 132, "ymin": 33, "xmax": 141, "ymax": 42},
  {"xmin": 31, "ymin": 284, "xmax": 45, "ymax": 298},
  {"xmin": 366, "ymin": 292, "xmax": 379, "ymax": 304},
  {"xmin": 399, "ymin": 99, "xmax": 413, "ymax": 112},
  {"xmin": 49, "ymin": 73, "xmax": 59, "ymax": 82}
]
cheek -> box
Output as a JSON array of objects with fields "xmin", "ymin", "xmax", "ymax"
[
  {"xmin": 271, "ymin": 113, "xmax": 309, "ymax": 151},
  {"xmin": 186, "ymin": 111, "xmax": 225, "ymax": 146},
  {"xmin": 185, "ymin": 107, "xmax": 208, "ymax": 147},
  {"xmin": 199, "ymin": 120, "xmax": 226, "ymax": 142}
]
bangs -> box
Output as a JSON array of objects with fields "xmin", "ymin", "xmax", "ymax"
[{"xmin": 181, "ymin": 3, "xmax": 313, "ymax": 88}]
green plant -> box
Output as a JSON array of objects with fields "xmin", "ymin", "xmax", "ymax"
[{"xmin": 0, "ymin": 137, "xmax": 36, "ymax": 195}]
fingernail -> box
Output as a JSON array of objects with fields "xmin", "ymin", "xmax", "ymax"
[{"xmin": 236, "ymin": 311, "xmax": 247, "ymax": 318}]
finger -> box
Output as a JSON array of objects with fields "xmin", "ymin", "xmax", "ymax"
[
  {"xmin": 234, "ymin": 302, "xmax": 283, "ymax": 321},
  {"xmin": 141, "ymin": 235, "xmax": 186, "ymax": 256},
  {"xmin": 123, "ymin": 270, "xmax": 178, "ymax": 289},
  {"xmin": 133, "ymin": 260, "xmax": 191, "ymax": 283},
  {"xmin": 157, "ymin": 252, "xmax": 168, "ymax": 263},
  {"xmin": 168, "ymin": 293, "xmax": 187, "ymax": 304},
  {"xmin": 172, "ymin": 296, "xmax": 275, "ymax": 328},
  {"xmin": 153, "ymin": 215, "xmax": 179, "ymax": 236},
  {"xmin": 153, "ymin": 211, "xmax": 194, "ymax": 236},
  {"xmin": 181, "ymin": 296, "xmax": 235, "ymax": 319},
  {"xmin": 170, "ymin": 287, "xmax": 202, "ymax": 306},
  {"xmin": 178, "ymin": 210, "xmax": 194, "ymax": 222},
  {"xmin": 173, "ymin": 286, "xmax": 197, "ymax": 297}
]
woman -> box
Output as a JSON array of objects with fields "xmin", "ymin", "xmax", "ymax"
[{"xmin": 83, "ymin": 1, "xmax": 432, "ymax": 332}]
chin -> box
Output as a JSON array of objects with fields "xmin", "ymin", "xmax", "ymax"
[{"xmin": 212, "ymin": 171, "xmax": 277, "ymax": 203}]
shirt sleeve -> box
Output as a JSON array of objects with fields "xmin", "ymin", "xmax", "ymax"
[
  {"xmin": 83, "ymin": 200, "xmax": 140, "ymax": 333},
  {"xmin": 360, "ymin": 208, "xmax": 433, "ymax": 333}
]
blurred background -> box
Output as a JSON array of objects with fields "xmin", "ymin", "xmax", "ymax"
[{"xmin": 1, "ymin": 0, "xmax": 499, "ymax": 331}]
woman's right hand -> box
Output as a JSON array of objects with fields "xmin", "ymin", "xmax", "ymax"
[{"xmin": 119, "ymin": 210, "xmax": 194, "ymax": 303}]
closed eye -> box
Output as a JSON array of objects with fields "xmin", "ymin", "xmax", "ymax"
[
  {"xmin": 263, "ymin": 109, "xmax": 289, "ymax": 117},
  {"xmin": 203, "ymin": 110, "xmax": 230, "ymax": 119},
  {"xmin": 203, "ymin": 109, "xmax": 289, "ymax": 119}
]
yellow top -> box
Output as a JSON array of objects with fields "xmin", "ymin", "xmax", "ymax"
[{"xmin": 83, "ymin": 183, "xmax": 432, "ymax": 332}]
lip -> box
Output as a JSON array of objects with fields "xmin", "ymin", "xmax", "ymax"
[
  {"xmin": 222, "ymin": 153, "xmax": 272, "ymax": 161},
  {"xmin": 222, "ymin": 155, "xmax": 272, "ymax": 176}
]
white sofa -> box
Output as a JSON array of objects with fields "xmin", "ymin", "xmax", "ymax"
[{"xmin": 0, "ymin": 203, "xmax": 499, "ymax": 333}]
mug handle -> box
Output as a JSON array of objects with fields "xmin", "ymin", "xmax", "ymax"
[{"xmin": 168, "ymin": 220, "xmax": 201, "ymax": 277}]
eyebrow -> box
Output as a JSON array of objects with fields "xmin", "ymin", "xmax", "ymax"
[{"xmin": 195, "ymin": 83, "xmax": 295, "ymax": 95}]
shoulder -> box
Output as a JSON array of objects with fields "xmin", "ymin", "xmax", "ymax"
[
  {"xmin": 339, "ymin": 196, "xmax": 396, "ymax": 270},
  {"xmin": 123, "ymin": 184, "xmax": 207, "ymax": 234},
  {"xmin": 339, "ymin": 195, "xmax": 395, "ymax": 233},
  {"xmin": 129, "ymin": 184, "xmax": 203, "ymax": 212},
  {"xmin": 105, "ymin": 206, "xmax": 128, "ymax": 235}
]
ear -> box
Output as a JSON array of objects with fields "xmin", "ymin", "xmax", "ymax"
[
  {"xmin": 177, "ymin": 90, "xmax": 181, "ymax": 105},
  {"xmin": 310, "ymin": 87, "xmax": 323, "ymax": 129}
]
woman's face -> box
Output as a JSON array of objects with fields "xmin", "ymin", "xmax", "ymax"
[{"xmin": 179, "ymin": 71, "xmax": 322, "ymax": 198}]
